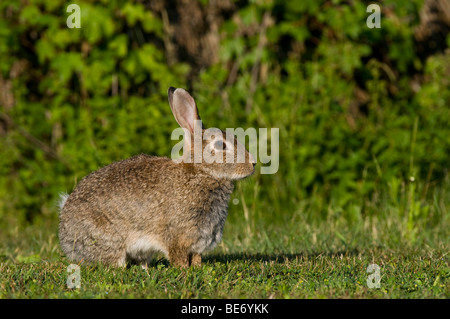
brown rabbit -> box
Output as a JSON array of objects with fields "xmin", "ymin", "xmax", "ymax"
[{"xmin": 58, "ymin": 87, "xmax": 255, "ymax": 268}]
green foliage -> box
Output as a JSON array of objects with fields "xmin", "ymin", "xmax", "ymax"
[
  {"xmin": 0, "ymin": 0, "xmax": 188, "ymax": 223},
  {"xmin": 0, "ymin": 0, "xmax": 448, "ymax": 245},
  {"xmin": 195, "ymin": 0, "xmax": 449, "ymax": 228}
]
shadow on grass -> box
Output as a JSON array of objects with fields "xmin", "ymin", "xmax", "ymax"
[
  {"xmin": 203, "ymin": 249, "xmax": 362, "ymax": 264},
  {"xmin": 28, "ymin": 249, "xmax": 365, "ymax": 269}
]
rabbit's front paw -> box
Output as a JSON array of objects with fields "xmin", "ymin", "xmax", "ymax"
[
  {"xmin": 168, "ymin": 246, "xmax": 190, "ymax": 268},
  {"xmin": 190, "ymin": 253, "xmax": 202, "ymax": 267}
]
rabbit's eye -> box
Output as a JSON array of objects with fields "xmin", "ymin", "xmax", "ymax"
[{"xmin": 214, "ymin": 140, "xmax": 227, "ymax": 151}]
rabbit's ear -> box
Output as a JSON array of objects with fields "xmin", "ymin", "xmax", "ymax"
[{"xmin": 168, "ymin": 87, "xmax": 202, "ymax": 134}]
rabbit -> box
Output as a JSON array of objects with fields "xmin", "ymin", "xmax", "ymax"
[{"xmin": 58, "ymin": 87, "xmax": 256, "ymax": 268}]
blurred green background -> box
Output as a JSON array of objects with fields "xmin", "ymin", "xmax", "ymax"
[{"xmin": 0, "ymin": 0, "xmax": 449, "ymax": 250}]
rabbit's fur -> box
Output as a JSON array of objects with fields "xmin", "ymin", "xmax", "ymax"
[{"xmin": 59, "ymin": 87, "xmax": 255, "ymax": 268}]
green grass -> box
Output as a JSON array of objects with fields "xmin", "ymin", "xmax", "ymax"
[
  {"xmin": 0, "ymin": 181, "xmax": 449, "ymax": 299},
  {"xmin": 1, "ymin": 249, "xmax": 448, "ymax": 298}
]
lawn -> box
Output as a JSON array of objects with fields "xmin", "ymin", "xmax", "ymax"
[
  {"xmin": 1, "ymin": 248, "xmax": 448, "ymax": 299},
  {"xmin": 0, "ymin": 181, "xmax": 448, "ymax": 299}
]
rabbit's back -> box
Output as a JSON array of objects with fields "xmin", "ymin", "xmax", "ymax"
[{"xmin": 60, "ymin": 154, "xmax": 173, "ymax": 225}]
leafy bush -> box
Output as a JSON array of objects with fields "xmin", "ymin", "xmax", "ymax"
[{"xmin": 0, "ymin": 0, "xmax": 448, "ymax": 227}]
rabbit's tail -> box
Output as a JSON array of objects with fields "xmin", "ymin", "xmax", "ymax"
[{"xmin": 57, "ymin": 192, "xmax": 69, "ymax": 211}]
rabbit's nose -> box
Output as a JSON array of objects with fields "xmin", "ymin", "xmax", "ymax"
[{"xmin": 248, "ymin": 153, "xmax": 256, "ymax": 166}]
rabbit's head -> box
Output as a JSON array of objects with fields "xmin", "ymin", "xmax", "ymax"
[{"xmin": 168, "ymin": 87, "xmax": 256, "ymax": 181}]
